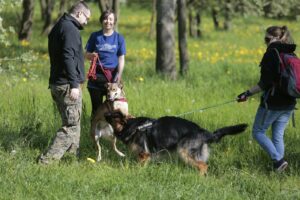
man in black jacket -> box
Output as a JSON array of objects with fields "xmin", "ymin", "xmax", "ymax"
[{"xmin": 38, "ymin": 1, "xmax": 91, "ymax": 164}]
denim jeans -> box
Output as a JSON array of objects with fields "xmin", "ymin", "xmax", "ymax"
[{"xmin": 252, "ymin": 106, "xmax": 293, "ymax": 161}]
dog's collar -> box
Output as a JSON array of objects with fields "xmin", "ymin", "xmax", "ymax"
[{"xmin": 115, "ymin": 98, "xmax": 127, "ymax": 102}]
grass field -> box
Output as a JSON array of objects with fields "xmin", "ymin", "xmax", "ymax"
[{"xmin": 0, "ymin": 3, "xmax": 300, "ymax": 200}]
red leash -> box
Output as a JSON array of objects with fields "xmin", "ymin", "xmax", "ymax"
[
  {"xmin": 87, "ymin": 56, "xmax": 98, "ymax": 81},
  {"xmin": 87, "ymin": 55, "xmax": 116, "ymax": 82}
]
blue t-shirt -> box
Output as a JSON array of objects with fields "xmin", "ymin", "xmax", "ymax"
[
  {"xmin": 85, "ymin": 30, "xmax": 126, "ymax": 69},
  {"xmin": 85, "ymin": 30, "xmax": 126, "ymax": 90}
]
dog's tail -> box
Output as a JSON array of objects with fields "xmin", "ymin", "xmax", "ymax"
[{"xmin": 207, "ymin": 123, "xmax": 248, "ymax": 143}]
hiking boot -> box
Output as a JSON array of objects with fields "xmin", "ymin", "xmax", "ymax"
[
  {"xmin": 273, "ymin": 159, "xmax": 288, "ymax": 172},
  {"xmin": 37, "ymin": 154, "xmax": 57, "ymax": 165},
  {"xmin": 37, "ymin": 156, "xmax": 50, "ymax": 165}
]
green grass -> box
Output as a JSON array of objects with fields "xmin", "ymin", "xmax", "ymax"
[{"xmin": 0, "ymin": 3, "xmax": 300, "ymax": 200}]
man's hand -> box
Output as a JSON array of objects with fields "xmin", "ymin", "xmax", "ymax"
[
  {"xmin": 70, "ymin": 88, "xmax": 80, "ymax": 101},
  {"xmin": 237, "ymin": 90, "xmax": 252, "ymax": 102}
]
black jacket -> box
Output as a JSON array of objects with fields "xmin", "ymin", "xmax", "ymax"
[
  {"xmin": 48, "ymin": 13, "xmax": 85, "ymax": 88},
  {"xmin": 258, "ymin": 42, "xmax": 297, "ymax": 110}
]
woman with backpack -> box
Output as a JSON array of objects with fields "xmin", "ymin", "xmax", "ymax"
[{"xmin": 237, "ymin": 26, "xmax": 297, "ymax": 172}]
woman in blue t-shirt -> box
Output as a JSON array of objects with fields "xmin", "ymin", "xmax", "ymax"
[{"xmin": 85, "ymin": 9, "xmax": 126, "ymax": 117}]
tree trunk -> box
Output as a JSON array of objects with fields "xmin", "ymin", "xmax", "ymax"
[
  {"xmin": 42, "ymin": 0, "xmax": 55, "ymax": 35},
  {"xmin": 112, "ymin": 0, "xmax": 119, "ymax": 31},
  {"xmin": 212, "ymin": 7, "xmax": 219, "ymax": 30},
  {"xmin": 57, "ymin": 0, "xmax": 67, "ymax": 19},
  {"xmin": 98, "ymin": 0, "xmax": 110, "ymax": 13},
  {"xmin": 156, "ymin": 0, "xmax": 177, "ymax": 79},
  {"xmin": 223, "ymin": 0, "xmax": 232, "ymax": 30},
  {"xmin": 40, "ymin": 0, "xmax": 47, "ymax": 20},
  {"xmin": 149, "ymin": 0, "xmax": 156, "ymax": 39},
  {"xmin": 263, "ymin": 2, "xmax": 272, "ymax": 17},
  {"xmin": 18, "ymin": 0, "xmax": 35, "ymax": 41},
  {"xmin": 177, "ymin": 0, "xmax": 189, "ymax": 75},
  {"xmin": 188, "ymin": 8, "xmax": 201, "ymax": 38},
  {"xmin": 196, "ymin": 11, "xmax": 201, "ymax": 37},
  {"xmin": 188, "ymin": 11, "xmax": 196, "ymax": 37}
]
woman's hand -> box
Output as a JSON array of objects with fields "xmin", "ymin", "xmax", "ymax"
[{"xmin": 85, "ymin": 52, "xmax": 98, "ymax": 61}]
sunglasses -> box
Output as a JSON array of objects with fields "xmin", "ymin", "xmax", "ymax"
[{"xmin": 81, "ymin": 11, "xmax": 90, "ymax": 20}]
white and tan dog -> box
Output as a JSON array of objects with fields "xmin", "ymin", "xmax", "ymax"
[{"xmin": 90, "ymin": 82, "xmax": 129, "ymax": 161}]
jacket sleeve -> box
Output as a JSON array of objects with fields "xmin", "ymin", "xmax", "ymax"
[
  {"xmin": 258, "ymin": 49, "xmax": 280, "ymax": 91},
  {"xmin": 61, "ymin": 25, "xmax": 80, "ymax": 88}
]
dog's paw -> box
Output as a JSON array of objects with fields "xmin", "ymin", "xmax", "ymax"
[{"xmin": 127, "ymin": 114, "xmax": 135, "ymax": 119}]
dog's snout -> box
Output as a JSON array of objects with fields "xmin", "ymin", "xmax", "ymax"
[{"xmin": 108, "ymin": 92, "xmax": 117, "ymax": 101}]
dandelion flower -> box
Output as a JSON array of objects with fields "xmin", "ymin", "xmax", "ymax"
[
  {"xmin": 137, "ymin": 77, "xmax": 144, "ymax": 82},
  {"xmin": 20, "ymin": 40, "xmax": 30, "ymax": 47},
  {"xmin": 87, "ymin": 157, "xmax": 96, "ymax": 163},
  {"xmin": 197, "ymin": 52, "xmax": 203, "ymax": 60}
]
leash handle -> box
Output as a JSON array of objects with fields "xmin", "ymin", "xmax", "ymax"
[{"xmin": 87, "ymin": 56, "xmax": 98, "ymax": 80}]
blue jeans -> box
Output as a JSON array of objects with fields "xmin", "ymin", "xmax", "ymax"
[{"xmin": 252, "ymin": 106, "xmax": 293, "ymax": 162}]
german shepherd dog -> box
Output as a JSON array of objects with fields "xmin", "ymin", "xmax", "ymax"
[
  {"xmin": 105, "ymin": 111, "xmax": 247, "ymax": 175},
  {"xmin": 90, "ymin": 83, "xmax": 128, "ymax": 162}
]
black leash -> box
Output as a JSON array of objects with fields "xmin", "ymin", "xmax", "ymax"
[
  {"xmin": 135, "ymin": 99, "xmax": 237, "ymax": 130},
  {"xmin": 175, "ymin": 99, "xmax": 237, "ymax": 117}
]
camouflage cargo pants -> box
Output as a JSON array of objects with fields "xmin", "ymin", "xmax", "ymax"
[{"xmin": 38, "ymin": 84, "xmax": 82, "ymax": 164}]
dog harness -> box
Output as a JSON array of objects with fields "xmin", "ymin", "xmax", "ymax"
[{"xmin": 123, "ymin": 120, "xmax": 154, "ymax": 144}]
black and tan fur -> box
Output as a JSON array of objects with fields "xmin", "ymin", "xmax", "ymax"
[{"xmin": 105, "ymin": 111, "xmax": 247, "ymax": 175}]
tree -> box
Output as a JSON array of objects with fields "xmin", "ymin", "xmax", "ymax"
[
  {"xmin": 57, "ymin": 0, "xmax": 68, "ymax": 19},
  {"xmin": 156, "ymin": 0, "xmax": 177, "ymax": 79},
  {"xmin": 178, "ymin": 0, "xmax": 189, "ymax": 75},
  {"xmin": 98, "ymin": 0, "xmax": 111, "ymax": 13},
  {"xmin": 18, "ymin": 0, "xmax": 35, "ymax": 41},
  {"xmin": 149, "ymin": 0, "xmax": 156, "ymax": 39},
  {"xmin": 98, "ymin": 0, "xmax": 120, "ymax": 30},
  {"xmin": 187, "ymin": 0, "xmax": 203, "ymax": 38},
  {"xmin": 40, "ymin": 0, "xmax": 47, "ymax": 20},
  {"xmin": 41, "ymin": 0, "xmax": 55, "ymax": 35},
  {"xmin": 223, "ymin": 0, "xmax": 232, "ymax": 30}
]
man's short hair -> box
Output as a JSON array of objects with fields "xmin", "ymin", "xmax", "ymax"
[{"xmin": 69, "ymin": 1, "xmax": 90, "ymax": 15}]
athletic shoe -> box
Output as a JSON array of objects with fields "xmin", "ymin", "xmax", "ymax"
[{"xmin": 273, "ymin": 159, "xmax": 288, "ymax": 172}]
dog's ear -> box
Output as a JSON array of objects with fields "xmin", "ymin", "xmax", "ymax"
[
  {"xmin": 118, "ymin": 82, "xmax": 123, "ymax": 89},
  {"xmin": 105, "ymin": 83, "xmax": 110, "ymax": 89},
  {"xmin": 114, "ymin": 110, "xmax": 125, "ymax": 118},
  {"xmin": 105, "ymin": 111, "xmax": 127, "ymax": 125}
]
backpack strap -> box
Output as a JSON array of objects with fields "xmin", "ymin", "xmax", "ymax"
[
  {"xmin": 272, "ymin": 48, "xmax": 285, "ymax": 93},
  {"xmin": 292, "ymin": 111, "xmax": 295, "ymax": 128},
  {"xmin": 273, "ymin": 48, "xmax": 283, "ymax": 74}
]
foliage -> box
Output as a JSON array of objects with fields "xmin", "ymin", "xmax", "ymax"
[
  {"xmin": 0, "ymin": 2, "xmax": 300, "ymax": 199},
  {"xmin": 0, "ymin": 0, "xmax": 22, "ymax": 46},
  {"xmin": 188, "ymin": 0, "xmax": 300, "ymax": 20}
]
